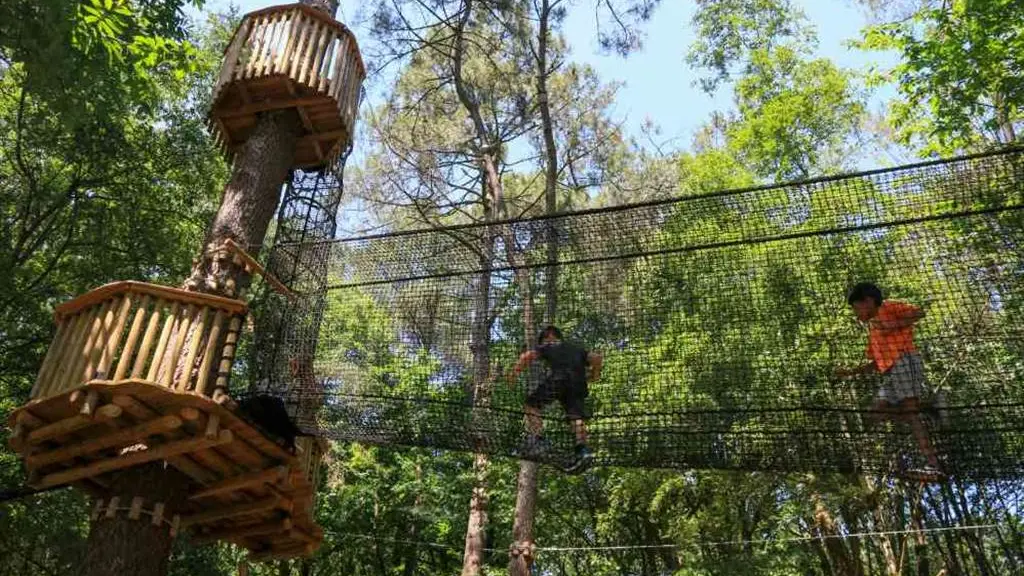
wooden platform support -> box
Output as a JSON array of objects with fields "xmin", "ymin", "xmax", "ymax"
[
  {"xmin": 191, "ymin": 466, "xmax": 289, "ymax": 500},
  {"xmin": 35, "ymin": 430, "xmax": 233, "ymax": 489},
  {"xmin": 8, "ymin": 381, "xmax": 323, "ymax": 556},
  {"xmin": 27, "ymin": 414, "xmax": 183, "ymax": 469}
]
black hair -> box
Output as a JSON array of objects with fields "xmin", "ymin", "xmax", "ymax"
[
  {"xmin": 847, "ymin": 282, "xmax": 884, "ymax": 307},
  {"xmin": 537, "ymin": 325, "xmax": 562, "ymax": 344}
]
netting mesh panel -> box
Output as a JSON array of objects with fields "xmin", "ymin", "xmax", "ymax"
[
  {"xmin": 251, "ymin": 159, "xmax": 349, "ymax": 424},
  {"xmin": 267, "ymin": 149, "xmax": 1024, "ymax": 477}
]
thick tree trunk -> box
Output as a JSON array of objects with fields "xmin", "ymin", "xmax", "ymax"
[
  {"xmin": 861, "ymin": 475, "xmax": 901, "ymax": 576},
  {"xmin": 811, "ymin": 487, "xmax": 858, "ymax": 576},
  {"xmin": 461, "ymin": 220, "xmax": 496, "ymax": 576},
  {"xmin": 185, "ymin": 109, "xmax": 302, "ymax": 296},
  {"xmin": 506, "ymin": 229, "xmax": 537, "ymax": 576},
  {"xmin": 82, "ymin": 109, "xmax": 303, "ymax": 576},
  {"xmin": 509, "ymin": 459, "xmax": 540, "ymax": 575},
  {"xmin": 510, "ymin": 3, "xmax": 557, "ymax": 573},
  {"xmin": 462, "ymin": 451, "xmax": 491, "ymax": 576},
  {"xmin": 81, "ymin": 463, "xmax": 190, "ymax": 576}
]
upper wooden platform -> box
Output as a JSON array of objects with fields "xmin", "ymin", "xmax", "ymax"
[
  {"xmin": 8, "ymin": 281, "xmax": 326, "ymax": 559},
  {"xmin": 210, "ymin": 3, "xmax": 365, "ymax": 169}
]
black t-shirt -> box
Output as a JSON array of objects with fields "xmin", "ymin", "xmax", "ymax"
[{"xmin": 536, "ymin": 341, "xmax": 589, "ymax": 382}]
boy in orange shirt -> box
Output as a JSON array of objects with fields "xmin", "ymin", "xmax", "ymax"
[{"xmin": 835, "ymin": 282, "xmax": 941, "ymax": 477}]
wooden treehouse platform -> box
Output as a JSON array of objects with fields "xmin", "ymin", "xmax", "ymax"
[
  {"xmin": 210, "ymin": 3, "xmax": 366, "ymax": 169},
  {"xmin": 6, "ymin": 281, "xmax": 326, "ymax": 560}
]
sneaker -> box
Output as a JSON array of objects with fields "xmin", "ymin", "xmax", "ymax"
[
  {"xmin": 565, "ymin": 445, "xmax": 594, "ymax": 474},
  {"xmin": 516, "ymin": 435, "xmax": 549, "ymax": 458}
]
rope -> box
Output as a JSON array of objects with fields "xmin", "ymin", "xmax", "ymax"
[
  {"xmin": 324, "ymin": 522, "xmax": 1001, "ymax": 555},
  {"xmin": 0, "ymin": 484, "xmax": 67, "ymax": 504}
]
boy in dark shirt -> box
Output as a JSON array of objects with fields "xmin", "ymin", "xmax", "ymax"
[{"xmin": 507, "ymin": 325, "xmax": 603, "ymax": 472}]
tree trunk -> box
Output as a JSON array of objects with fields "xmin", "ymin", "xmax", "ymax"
[
  {"xmin": 910, "ymin": 488, "xmax": 929, "ymax": 576},
  {"xmin": 862, "ymin": 475, "xmax": 901, "ymax": 576},
  {"xmin": 81, "ymin": 463, "xmax": 190, "ymax": 576},
  {"xmin": 537, "ymin": 0, "xmax": 559, "ymax": 325},
  {"xmin": 461, "ymin": 185, "xmax": 497, "ymax": 576},
  {"xmin": 462, "ymin": 451, "xmax": 491, "ymax": 576},
  {"xmin": 510, "ymin": 4, "xmax": 558, "ymax": 574},
  {"xmin": 81, "ymin": 109, "xmax": 302, "ymax": 576},
  {"xmin": 811, "ymin": 486, "xmax": 857, "ymax": 576},
  {"xmin": 509, "ymin": 459, "xmax": 540, "ymax": 575},
  {"xmin": 185, "ymin": 109, "xmax": 302, "ymax": 296},
  {"xmin": 505, "ymin": 3, "xmax": 557, "ymax": 569}
]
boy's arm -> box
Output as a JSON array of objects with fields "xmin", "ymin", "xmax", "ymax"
[
  {"xmin": 871, "ymin": 303, "xmax": 924, "ymax": 332},
  {"xmin": 587, "ymin": 352, "xmax": 603, "ymax": 381},
  {"xmin": 506, "ymin": 350, "xmax": 538, "ymax": 385}
]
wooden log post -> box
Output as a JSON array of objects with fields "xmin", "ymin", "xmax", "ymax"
[{"xmin": 81, "ymin": 463, "xmax": 192, "ymax": 576}]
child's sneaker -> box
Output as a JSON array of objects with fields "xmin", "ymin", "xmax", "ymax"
[
  {"xmin": 516, "ymin": 435, "xmax": 549, "ymax": 459},
  {"xmin": 565, "ymin": 444, "xmax": 593, "ymax": 474}
]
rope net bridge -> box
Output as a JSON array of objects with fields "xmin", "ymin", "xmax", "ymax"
[{"xmin": 250, "ymin": 149, "xmax": 1024, "ymax": 478}]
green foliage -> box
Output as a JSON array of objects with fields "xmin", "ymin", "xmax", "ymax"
[
  {"xmin": 727, "ymin": 46, "xmax": 866, "ymax": 179},
  {"xmin": 0, "ymin": 0, "xmax": 204, "ymax": 129},
  {"xmin": 855, "ymin": 0, "xmax": 1024, "ymax": 154},
  {"xmin": 687, "ymin": 0, "xmax": 816, "ymax": 93}
]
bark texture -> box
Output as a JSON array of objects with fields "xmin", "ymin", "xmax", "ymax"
[
  {"xmin": 510, "ymin": 2, "xmax": 557, "ymax": 572},
  {"xmin": 185, "ymin": 109, "xmax": 302, "ymax": 297},
  {"xmin": 82, "ymin": 108, "xmax": 303, "ymax": 575},
  {"xmin": 81, "ymin": 463, "xmax": 190, "ymax": 576}
]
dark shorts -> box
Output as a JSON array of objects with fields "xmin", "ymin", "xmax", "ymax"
[{"xmin": 526, "ymin": 376, "xmax": 587, "ymax": 420}]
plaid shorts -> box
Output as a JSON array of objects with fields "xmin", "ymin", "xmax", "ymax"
[{"xmin": 878, "ymin": 352, "xmax": 926, "ymax": 404}]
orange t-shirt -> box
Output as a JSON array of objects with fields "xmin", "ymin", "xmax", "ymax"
[{"xmin": 866, "ymin": 300, "xmax": 920, "ymax": 373}]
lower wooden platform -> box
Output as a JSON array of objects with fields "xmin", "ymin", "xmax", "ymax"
[{"xmin": 7, "ymin": 380, "xmax": 323, "ymax": 558}]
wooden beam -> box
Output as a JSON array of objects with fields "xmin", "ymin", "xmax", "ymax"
[
  {"xmin": 9, "ymin": 410, "xmax": 45, "ymax": 449},
  {"xmin": 223, "ymin": 239, "xmax": 294, "ymax": 298},
  {"xmin": 190, "ymin": 466, "xmax": 288, "ymax": 501},
  {"xmin": 297, "ymin": 105, "xmax": 315, "ymax": 133},
  {"xmin": 180, "ymin": 495, "xmax": 289, "ymax": 528},
  {"xmin": 108, "ymin": 394, "xmax": 218, "ymax": 485},
  {"xmin": 167, "ymin": 455, "xmax": 219, "ymax": 486},
  {"xmin": 27, "ymin": 415, "xmax": 183, "ymax": 469},
  {"xmin": 34, "ymin": 429, "xmax": 233, "ymax": 489},
  {"xmin": 297, "ymin": 129, "xmax": 346, "ymax": 144},
  {"xmin": 193, "ymin": 519, "xmax": 292, "ymax": 545},
  {"xmin": 111, "ymin": 394, "xmax": 154, "ymax": 420},
  {"xmin": 215, "ymin": 96, "xmax": 330, "ymax": 120},
  {"xmin": 74, "ymin": 389, "xmax": 100, "ymax": 416},
  {"xmin": 311, "ymin": 137, "xmax": 324, "ymax": 163},
  {"xmin": 249, "ymin": 541, "xmax": 316, "ymax": 561},
  {"xmin": 27, "ymin": 404, "xmax": 122, "ymax": 446},
  {"xmin": 237, "ymin": 82, "xmax": 252, "ymax": 105}
]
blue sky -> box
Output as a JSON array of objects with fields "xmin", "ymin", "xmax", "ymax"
[{"xmin": 200, "ymin": 0, "xmax": 898, "ymax": 151}]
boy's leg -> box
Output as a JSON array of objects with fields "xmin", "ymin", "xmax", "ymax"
[
  {"xmin": 889, "ymin": 354, "xmax": 941, "ymax": 471},
  {"xmin": 525, "ymin": 405, "xmax": 544, "ymax": 437},
  {"xmin": 562, "ymin": 386, "xmax": 593, "ymax": 473},
  {"xmin": 867, "ymin": 399, "xmax": 893, "ymax": 425},
  {"xmin": 901, "ymin": 397, "xmax": 940, "ymax": 469},
  {"xmin": 571, "ymin": 418, "xmax": 588, "ymax": 446}
]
